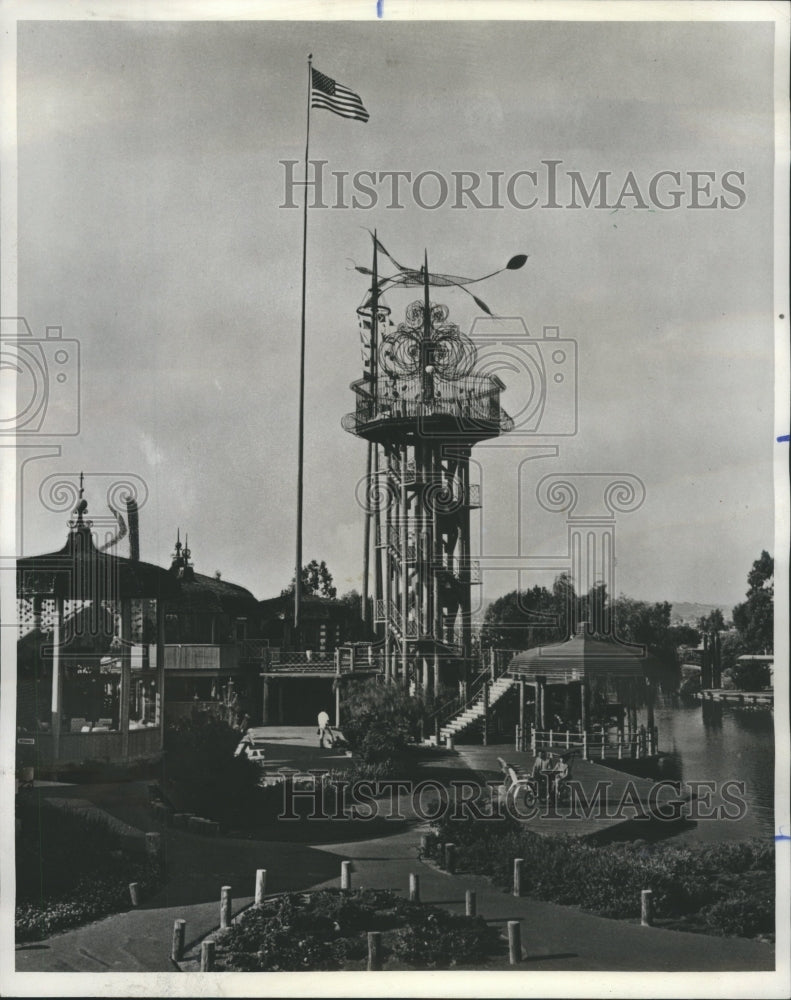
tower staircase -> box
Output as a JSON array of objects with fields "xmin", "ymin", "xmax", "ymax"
[{"xmin": 439, "ymin": 673, "xmax": 515, "ymax": 743}]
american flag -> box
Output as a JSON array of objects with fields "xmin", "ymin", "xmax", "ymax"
[{"xmin": 311, "ymin": 67, "xmax": 369, "ymax": 123}]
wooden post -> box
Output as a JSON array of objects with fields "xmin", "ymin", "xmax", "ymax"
[
  {"xmin": 367, "ymin": 931, "xmax": 383, "ymax": 970},
  {"xmin": 171, "ymin": 919, "xmax": 186, "ymax": 962},
  {"xmin": 341, "ymin": 860, "xmax": 352, "ymax": 890},
  {"xmin": 482, "ymin": 681, "xmax": 489, "ymax": 747},
  {"xmin": 128, "ymin": 882, "xmax": 140, "ymax": 907},
  {"xmin": 200, "ymin": 939, "xmax": 215, "ymax": 971},
  {"xmin": 465, "ymin": 889, "xmax": 477, "ymax": 917},
  {"xmin": 515, "ymin": 724, "xmax": 521, "ymax": 752},
  {"xmin": 618, "ymin": 740, "xmax": 623, "ymax": 760},
  {"xmin": 508, "ymin": 920, "xmax": 521, "ymax": 964},
  {"xmin": 579, "ymin": 678, "xmax": 587, "ymax": 733},
  {"xmin": 518, "ymin": 678, "xmax": 525, "ymax": 750},
  {"xmin": 335, "ymin": 682, "xmax": 341, "ymax": 728},
  {"xmin": 120, "ymin": 597, "xmax": 132, "ymax": 759},
  {"xmin": 409, "ymin": 872, "xmax": 420, "ymax": 902},
  {"xmin": 582, "ymin": 731, "xmax": 588, "ymax": 760},
  {"xmin": 600, "ymin": 738, "xmax": 606, "ymax": 761},
  {"xmin": 445, "ymin": 843, "xmax": 456, "ymax": 874},
  {"xmin": 220, "ymin": 885, "xmax": 232, "ymax": 929},
  {"xmin": 255, "ymin": 869, "xmax": 267, "ymax": 906},
  {"xmin": 51, "ymin": 596, "xmax": 64, "ymax": 761},
  {"xmin": 513, "ymin": 857, "xmax": 523, "ymax": 897},
  {"xmin": 565, "ymin": 729, "xmax": 570, "ymax": 749},
  {"xmin": 530, "ymin": 723, "xmax": 536, "ymax": 753},
  {"xmin": 641, "ymin": 889, "xmax": 654, "ymax": 927},
  {"xmin": 419, "ymin": 833, "xmax": 430, "ymax": 853},
  {"xmin": 537, "ymin": 676, "xmax": 547, "ymax": 730}
]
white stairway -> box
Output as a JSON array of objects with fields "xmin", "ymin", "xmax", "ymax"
[{"xmin": 439, "ymin": 675, "xmax": 515, "ymax": 743}]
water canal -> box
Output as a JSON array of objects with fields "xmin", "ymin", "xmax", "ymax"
[{"xmin": 653, "ymin": 699, "xmax": 775, "ymax": 843}]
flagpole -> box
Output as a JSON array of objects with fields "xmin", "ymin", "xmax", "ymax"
[
  {"xmin": 295, "ymin": 53, "xmax": 313, "ymax": 637},
  {"xmin": 362, "ymin": 233, "xmax": 379, "ymax": 635}
]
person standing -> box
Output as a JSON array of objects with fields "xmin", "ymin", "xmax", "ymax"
[{"xmin": 317, "ymin": 709, "xmax": 332, "ymax": 748}]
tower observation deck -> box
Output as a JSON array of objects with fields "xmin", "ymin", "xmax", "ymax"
[{"xmin": 342, "ymin": 255, "xmax": 513, "ymax": 696}]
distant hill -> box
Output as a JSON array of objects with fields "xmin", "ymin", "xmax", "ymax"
[{"xmin": 668, "ymin": 601, "xmax": 732, "ymax": 625}]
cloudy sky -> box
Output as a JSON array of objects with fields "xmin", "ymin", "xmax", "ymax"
[{"xmin": 12, "ymin": 14, "xmax": 779, "ymax": 612}]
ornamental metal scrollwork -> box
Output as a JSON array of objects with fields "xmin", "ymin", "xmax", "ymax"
[{"xmin": 379, "ymin": 300, "xmax": 477, "ymax": 382}]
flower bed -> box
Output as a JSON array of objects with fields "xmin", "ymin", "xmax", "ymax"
[
  {"xmin": 424, "ymin": 817, "xmax": 774, "ymax": 939},
  {"xmin": 15, "ymin": 798, "xmax": 163, "ymax": 942},
  {"xmin": 213, "ymin": 889, "xmax": 502, "ymax": 971}
]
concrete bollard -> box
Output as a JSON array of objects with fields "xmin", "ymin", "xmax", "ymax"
[
  {"xmin": 447, "ymin": 733, "xmax": 454, "ymax": 750},
  {"xmin": 128, "ymin": 882, "xmax": 140, "ymax": 907},
  {"xmin": 255, "ymin": 869, "xmax": 267, "ymax": 906},
  {"xmin": 465, "ymin": 889, "xmax": 477, "ymax": 917},
  {"xmin": 145, "ymin": 832, "xmax": 162, "ymax": 857},
  {"xmin": 200, "ymin": 939, "xmax": 215, "ymax": 971},
  {"xmin": 220, "ymin": 886, "xmax": 232, "ymax": 929},
  {"xmin": 513, "ymin": 858, "xmax": 524, "ymax": 897},
  {"xmin": 445, "ymin": 843, "xmax": 457, "ymax": 874},
  {"xmin": 367, "ymin": 930, "xmax": 383, "ymax": 970},
  {"xmin": 409, "ymin": 872, "xmax": 420, "ymax": 903},
  {"xmin": 171, "ymin": 919, "xmax": 186, "ymax": 962},
  {"xmin": 507, "ymin": 920, "xmax": 522, "ymax": 964},
  {"xmin": 641, "ymin": 889, "xmax": 654, "ymax": 927},
  {"xmin": 341, "ymin": 860, "xmax": 352, "ymax": 891}
]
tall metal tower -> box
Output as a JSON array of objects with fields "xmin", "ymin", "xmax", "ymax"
[{"xmin": 342, "ymin": 243, "xmax": 514, "ymax": 696}]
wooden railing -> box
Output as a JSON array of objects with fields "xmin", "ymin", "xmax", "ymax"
[{"xmin": 521, "ymin": 725, "xmax": 660, "ymax": 760}]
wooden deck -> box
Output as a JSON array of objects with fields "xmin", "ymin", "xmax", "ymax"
[{"xmin": 455, "ymin": 743, "xmax": 692, "ymax": 842}]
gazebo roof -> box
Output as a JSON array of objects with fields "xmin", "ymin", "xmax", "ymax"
[
  {"xmin": 17, "ymin": 524, "xmax": 180, "ymax": 601},
  {"xmin": 507, "ymin": 631, "xmax": 662, "ymax": 683}
]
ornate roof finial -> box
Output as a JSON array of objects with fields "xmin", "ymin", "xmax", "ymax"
[
  {"xmin": 175, "ymin": 527, "xmax": 182, "ymax": 554},
  {"xmin": 69, "ymin": 471, "xmax": 91, "ymax": 530}
]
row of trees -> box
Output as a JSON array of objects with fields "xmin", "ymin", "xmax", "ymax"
[
  {"xmin": 480, "ymin": 574, "xmax": 698, "ymax": 670},
  {"xmin": 480, "ymin": 549, "xmax": 773, "ymax": 681}
]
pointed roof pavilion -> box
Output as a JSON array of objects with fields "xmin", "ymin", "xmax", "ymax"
[
  {"xmin": 507, "ymin": 628, "xmax": 663, "ymax": 684},
  {"xmin": 17, "ymin": 477, "xmax": 179, "ymax": 602}
]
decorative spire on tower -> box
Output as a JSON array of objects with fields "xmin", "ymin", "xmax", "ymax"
[{"xmin": 68, "ymin": 471, "xmax": 92, "ymax": 531}]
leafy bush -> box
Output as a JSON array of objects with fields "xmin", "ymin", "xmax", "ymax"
[
  {"xmin": 427, "ymin": 815, "xmax": 774, "ymax": 937},
  {"xmin": 341, "ymin": 680, "xmax": 424, "ymax": 764},
  {"xmin": 215, "ymin": 888, "xmax": 502, "ymax": 971},
  {"xmin": 389, "ymin": 908, "xmax": 501, "ymax": 968},
  {"xmin": 163, "ymin": 710, "xmax": 260, "ymax": 825},
  {"xmin": 15, "ymin": 799, "xmax": 163, "ymax": 942},
  {"xmin": 729, "ymin": 658, "xmax": 771, "ymax": 692}
]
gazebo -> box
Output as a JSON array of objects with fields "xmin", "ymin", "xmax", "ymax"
[
  {"xmin": 16, "ymin": 488, "xmax": 180, "ymax": 768},
  {"xmin": 506, "ymin": 624, "xmax": 662, "ymax": 757}
]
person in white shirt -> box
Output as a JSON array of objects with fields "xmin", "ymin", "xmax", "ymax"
[{"xmin": 317, "ymin": 709, "xmax": 332, "ymax": 748}]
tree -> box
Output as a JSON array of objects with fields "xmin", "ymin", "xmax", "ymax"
[
  {"xmin": 481, "ymin": 584, "xmax": 565, "ymax": 651},
  {"xmin": 731, "ymin": 551, "xmax": 773, "ymax": 653},
  {"xmin": 341, "ymin": 679, "xmax": 424, "ymax": 763},
  {"xmin": 698, "ymin": 608, "xmax": 726, "ymax": 634},
  {"xmin": 281, "ymin": 560, "xmax": 337, "ymax": 599}
]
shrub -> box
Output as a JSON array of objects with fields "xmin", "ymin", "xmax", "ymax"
[
  {"xmin": 428, "ymin": 815, "xmax": 774, "ymax": 938},
  {"xmin": 389, "ymin": 908, "xmax": 501, "ymax": 968},
  {"xmin": 341, "ymin": 680, "xmax": 424, "ymax": 764},
  {"xmin": 15, "ymin": 799, "xmax": 163, "ymax": 942},
  {"xmin": 215, "ymin": 888, "xmax": 502, "ymax": 971},
  {"xmin": 163, "ymin": 710, "xmax": 260, "ymax": 825}
]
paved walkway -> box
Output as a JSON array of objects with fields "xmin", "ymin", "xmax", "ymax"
[{"xmin": 15, "ymin": 728, "xmax": 775, "ymax": 973}]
